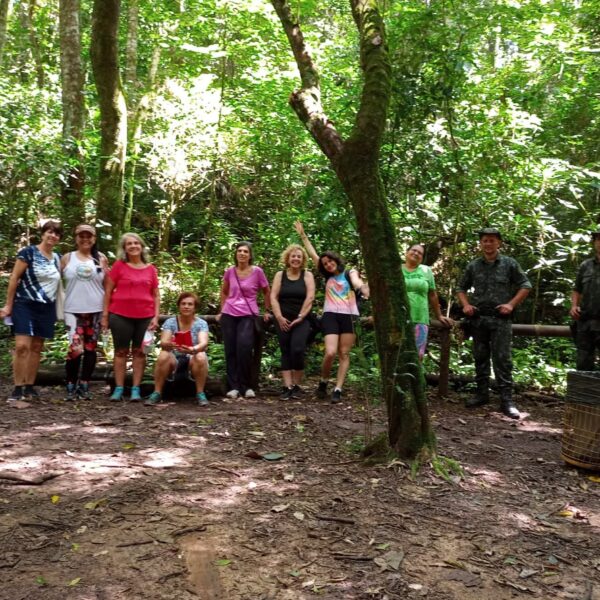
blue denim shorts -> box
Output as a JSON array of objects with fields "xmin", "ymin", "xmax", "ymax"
[{"xmin": 12, "ymin": 299, "xmax": 56, "ymax": 339}]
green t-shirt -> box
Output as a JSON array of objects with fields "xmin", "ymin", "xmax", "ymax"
[{"xmin": 402, "ymin": 264, "xmax": 436, "ymax": 325}]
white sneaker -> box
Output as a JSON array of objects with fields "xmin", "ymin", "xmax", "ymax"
[
  {"xmin": 226, "ymin": 389, "xmax": 240, "ymax": 399},
  {"xmin": 244, "ymin": 388, "xmax": 256, "ymax": 398}
]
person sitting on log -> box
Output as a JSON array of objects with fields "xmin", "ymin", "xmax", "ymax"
[{"xmin": 144, "ymin": 292, "xmax": 209, "ymax": 407}]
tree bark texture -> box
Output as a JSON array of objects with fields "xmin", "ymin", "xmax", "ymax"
[
  {"xmin": 124, "ymin": 0, "xmax": 138, "ymax": 92},
  {"xmin": 59, "ymin": 0, "xmax": 86, "ymax": 228},
  {"xmin": 124, "ymin": 44, "xmax": 161, "ymax": 231},
  {"xmin": 90, "ymin": 0, "xmax": 127, "ymax": 244},
  {"xmin": 272, "ymin": 0, "xmax": 434, "ymax": 458},
  {"xmin": 0, "ymin": 0, "xmax": 10, "ymax": 66},
  {"xmin": 26, "ymin": 0, "xmax": 44, "ymax": 87}
]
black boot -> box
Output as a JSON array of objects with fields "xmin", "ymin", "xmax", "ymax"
[
  {"xmin": 500, "ymin": 391, "xmax": 520, "ymax": 419},
  {"xmin": 465, "ymin": 385, "xmax": 489, "ymax": 408}
]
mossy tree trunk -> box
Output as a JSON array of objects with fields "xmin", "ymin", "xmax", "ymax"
[
  {"xmin": 90, "ymin": 0, "xmax": 127, "ymax": 245},
  {"xmin": 59, "ymin": 0, "xmax": 86, "ymax": 229},
  {"xmin": 271, "ymin": 0, "xmax": 435, "ymax": 458}
]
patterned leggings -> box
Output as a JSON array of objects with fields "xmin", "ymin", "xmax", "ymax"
[{"xmin": 65, "ymin": 312, "xmax": 101, "ymax": 383}]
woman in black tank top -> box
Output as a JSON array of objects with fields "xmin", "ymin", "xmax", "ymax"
[{"xmin": 270, "ymin": 245, "xmax": 315, "ymax": 400}]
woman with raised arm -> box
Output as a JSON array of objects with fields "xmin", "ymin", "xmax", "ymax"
[
  {"xmin": 294, "ymin": 221, "xmax": 369, "ymax": 404},
  {"xmin": 0, "ymin": 220, "xmax": 63, "ymax": 401},
  {"xmin": 271, "ymin": 244, "xmax": 315, "ymax": 400},
  {"xmin": 217, "ymin": 242, "xmax": 271, "ymax": 400},
  {"xmin": 61, "ymin": 224, "xmax": 109, "ymax": 401},
  {"xmin": 402, "ymin": 243, "xmax": 452, "ymax": 361},
  {"xmin": 101, "ymin": 233, "xmax": 160, "ymax": 402}
]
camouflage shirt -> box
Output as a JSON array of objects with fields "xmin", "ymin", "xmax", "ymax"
[
  {"xmin": 574, "ymin": 256, "xmax": 600, "ymax": 319},
  {"xmin": 457, "ymin": 254, "xmax": 531, "ymax": 308}
]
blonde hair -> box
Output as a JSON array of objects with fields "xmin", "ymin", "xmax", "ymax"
[
  {"xmin": 117, "ymin": 232, "xmax": 150, "ymax": 263},
  {"xmin": 281, "ymin": 244, "xmax": 308, "ymax": 269}
]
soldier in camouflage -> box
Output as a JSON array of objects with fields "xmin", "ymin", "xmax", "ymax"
[
  {"xmin": 457, "ymin": 228, "xmax": 532, "ymax": 419},
  {"xmin": 570, "ymin": 230, "xmax": 600, "ymax": 371}
]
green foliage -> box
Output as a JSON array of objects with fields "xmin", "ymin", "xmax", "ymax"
[{"xmin": 0, "ymin": 0, "xmax": 597, "ymax": 396}]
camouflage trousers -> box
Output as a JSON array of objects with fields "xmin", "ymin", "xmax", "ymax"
[
  {"xmin": 471, "ymin": 316, "xmax": 513, "ymax": 394},
  {"xmin": 575, "ymin": 320, "xmax": 600, "ymax": 371}
]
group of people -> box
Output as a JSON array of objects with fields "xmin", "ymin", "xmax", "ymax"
[
  {"xmin": 0, "ymin": 220, "xmax": 370, "ymax": 407},
  {"xmin": 2, "ymin": 221, "xmax": 599, "ymax": 417}
]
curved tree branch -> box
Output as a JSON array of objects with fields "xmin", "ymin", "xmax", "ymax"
[{"xmin": 271, "ymin": 0, "xmax": 344, "ymax": 161}]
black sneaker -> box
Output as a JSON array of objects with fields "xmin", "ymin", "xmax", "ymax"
[
  {"xmin": 316, "ymin": 381, "xmax": 328, "ymax": 399},
  {"xmin": 8, "ymin": 386, "xmax": 24, "ymax": 402},
  {"xmin": 280, "ymin": 387, "xmax": 292, "ymax": 400},
  {"xmin": 290, "ymin": 385, "xmax": 304, "ymax": 399},
  {"xmin": 331, "ymin": 388, "xmax": 342, "ymax": 404},
  {"xmin": 23, "ymin": 385, "xmax": 39, "ymax": 399}
]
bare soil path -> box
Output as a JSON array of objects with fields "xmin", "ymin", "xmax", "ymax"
[{"xmin": 0, "ymin": 383, "xmax": 598, "ymax": 600}]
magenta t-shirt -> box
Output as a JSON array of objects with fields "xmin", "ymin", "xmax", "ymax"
[
  {"xmin": 221, "ymin": 266, "xmax": 268, "ymax": 317},
  {"xmin": 108, "ymin": 261, "xmax": 159, "ymax": 319}
]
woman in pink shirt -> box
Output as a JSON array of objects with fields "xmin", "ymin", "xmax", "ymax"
[
  {"xmin": 101, "ymin": 233, "xmax": 160, "ymax": 402},
  {"xmin": 217, "ymin": 242, "xmax": 271, "ymax": 399}
]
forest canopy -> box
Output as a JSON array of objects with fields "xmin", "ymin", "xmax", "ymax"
[{"xmin": 0, "ymin": 0, "xmax": 598, "ymax": 316}]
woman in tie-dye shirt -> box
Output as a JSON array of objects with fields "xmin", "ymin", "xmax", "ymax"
[{"xmin": 295, "ymin": 221, "xmax": 369, "ymax": 404}]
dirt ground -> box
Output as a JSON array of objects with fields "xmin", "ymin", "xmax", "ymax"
[{"xmin": 0, "ymin": 381, "xmax": 599, "ymax": 600}]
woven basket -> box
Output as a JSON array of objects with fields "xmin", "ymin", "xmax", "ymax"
[{"xmin": 561, "ymin": 371, "xmax": 600, "ymax": 470}]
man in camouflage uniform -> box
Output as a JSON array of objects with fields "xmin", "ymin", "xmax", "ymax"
[
  {"xmin": 457, "ymin": 228, "xmax": 531, "ymax": 419},
  {"xmin": 570, "ymin": 230, "xmax": 600, "ymax": 370}
]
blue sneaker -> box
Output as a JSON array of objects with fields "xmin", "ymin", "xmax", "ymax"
[
  {"xmin": 110, "ymin": 386, "xmax": 124, "ymax": 402},
  {"xmin": 196, "ymin": 392, "xmax": 209, "ymax": 407},
  {"xmin": 77, "ymin": 382, "xmax": 92, "ymax": 400},
  {"xmin": 65, "ymin": 383, "xmax": 76, "ymax": 401},
  {"xmin": 129, "ymin": 386, "xmax": 142, "ymax": 402},
  {"xmin": 144, "ymin": 391, "xmax": 162, "ymax": 406}
]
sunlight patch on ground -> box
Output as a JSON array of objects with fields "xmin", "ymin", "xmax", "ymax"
[
  {"xmin": 465, "ymin": 467, "xmax": 505, "ymax": 486},
  {"xmin": 138, "ymin": 447, "xmax": 193, "ymax": 468},
  {"xmin": 517, "ymin": 419, "xmax": 562, "ymax": 435},
  {"xmin": 31, "ymin": 423, "xmax": 74, "ymax": 433}
]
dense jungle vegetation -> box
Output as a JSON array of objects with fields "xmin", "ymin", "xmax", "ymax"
[{"xmin": 0, "ymin": 0, "xmax": 599, "ymax": 393}]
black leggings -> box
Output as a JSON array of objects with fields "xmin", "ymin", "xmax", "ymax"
[
  {"xmin": 66, "ymin": 350, "xmax": 97, "ymax": 384},
  {"xmin": 220, "ymin": 314, "xmax": 255, "ymax": 393},
  {"xmin": 276, "ymin": 320, "xmax": 310, "ymax": 371}
]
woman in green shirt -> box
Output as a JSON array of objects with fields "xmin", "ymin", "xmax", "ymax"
[{"xmin": 402, "ymin": 243, "xmax": 452, "ymax": 359}]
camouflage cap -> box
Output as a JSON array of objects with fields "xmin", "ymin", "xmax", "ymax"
[{"xmin": 478, "ymin": 227, "xmax": 502, "ymax": 240}]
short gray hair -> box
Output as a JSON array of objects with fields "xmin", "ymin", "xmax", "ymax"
[{"xmin": 117, "ymin": 232, "xmax": 150, "ymax": 263}]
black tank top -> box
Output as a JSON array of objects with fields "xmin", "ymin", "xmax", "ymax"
[{"xmin": 279, "ymin": 270, "xmax": 306, "ymax": 320}]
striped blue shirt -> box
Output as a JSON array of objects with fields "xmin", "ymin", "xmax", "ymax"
[{"xmin": 15, "ymin": 245, "xmax": 61, "ymax": 304}]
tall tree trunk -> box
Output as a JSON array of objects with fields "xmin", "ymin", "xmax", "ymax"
[
  {"xmin": 26, "ymin": 0, "xmax": 44, "ymax": 87},
  {"xmin": 59, "ymin": 0, "xmax": 86, "ymax": 229},
  {"xmin": 0, "ymin": 0, "xmax": 10, "ymax": 66},
  {"xmin": 124, "ymin": 0, "xmax": 138, "ymax": 91},
  {"xmin": 90, "ymin": 0, "xmax": 127, "ymax": 244},
  {"xmin": 272, "ymin": 0, "xmax": 434, "ymax": 459},
  {"xmin": 124, "ymin": 44, "xmax": 161, "ymax": 231}
]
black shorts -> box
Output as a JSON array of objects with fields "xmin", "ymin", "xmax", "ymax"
[
  {"xmin": 321, "ymin": 312, "xmax": 356, "ymax": 336},
  {"xmin": 109, "ymin": 313, "xmax": 152, "ymax": 349}
]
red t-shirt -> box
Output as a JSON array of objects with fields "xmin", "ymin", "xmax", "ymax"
[{"xmin": 108, "ymin": 261, "xmax": 159, "ymax": 319}]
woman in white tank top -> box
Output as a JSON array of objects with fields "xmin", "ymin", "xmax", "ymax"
[{"xmin": 60, "ymin": 224, "xmax": 108, "ymax": 401}]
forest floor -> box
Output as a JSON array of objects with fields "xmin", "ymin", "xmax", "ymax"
[{"xmin": 0, "ymin": 380, "xmax": 599, "ymax": 600}]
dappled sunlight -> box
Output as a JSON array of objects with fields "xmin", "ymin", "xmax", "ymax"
[
  {"xmin": 518, "ymin": 419, "xmax": 562, "ymax": 435},
  {"xmin": 465, "ymin": 467, "xmax": 505, "ymax": 487},
  {"xmin": 31, "ymin": 423, "xmax": 74, "ymax": 433}
]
